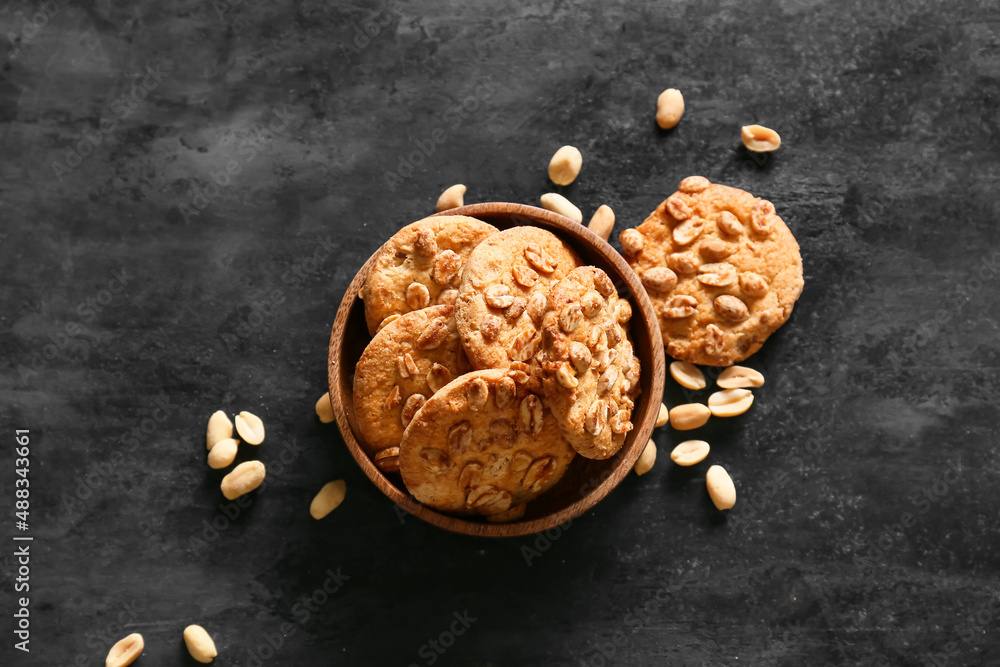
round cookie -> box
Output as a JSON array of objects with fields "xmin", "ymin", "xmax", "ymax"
[
  {"xmin": 398, "ymin": 369, "xmax": 576, "ymax": 518},
  {"xmin": 361, "ymin": 215, "xmax": 498, "ymax": 335},
  {"xmin": 353, "ymin": 305, "xmax": 471, "ymax": 472},
  {"xmin": 619, "ymin": 176, "xmax": 804, "ymax": 366},
  {"xmin": 455, "ymin": 226, "xmax": 581, "ymax": 370},
  {"xmin": 541, "ymin": 267, "xmax": 641, "ymax": 460}
]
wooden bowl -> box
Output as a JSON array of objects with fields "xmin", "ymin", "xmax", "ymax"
[{"xmin": 328, "ymin": 203, "xmax": 665, "ymax": 537}]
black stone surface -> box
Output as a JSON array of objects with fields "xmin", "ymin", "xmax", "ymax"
[{"xmin": 2, "ymin": 0, "xmax": 999, "ymax": 665}]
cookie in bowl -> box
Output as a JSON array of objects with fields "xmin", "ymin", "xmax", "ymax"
[{"xmin": 619, "ymin": 177, "xmax": 803, "ymax": 366}]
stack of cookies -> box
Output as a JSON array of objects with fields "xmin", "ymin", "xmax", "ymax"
[{"xmin": 353, "ymin": 216, "xmax": 642, "ymax": 522}]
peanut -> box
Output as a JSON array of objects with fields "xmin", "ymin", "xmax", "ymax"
[
  {"xmin": 106, "ymin": 633, "xmax": 144, "ymax": 667},
  {"xmin": 315, "ymin": 392, "xmax": 334, "ymax": 424},
  {"xmin": 655, "ymin": 403, "xmax": 669, "ymax": 428},
  {"xmin": 548, "ymin": 145, "xmax": 583, "ymax": 186},
  {"xmin": 207, "ymin": 438, "xmax": 239, "ymax": 470},
  {"xmin": 634, "ymin": 440, "xmax": 657, "ymax": 476},
  {"xmin": 670, "ymin": 440, "xmax": 710, "ymax": 466},
  {"xmin": 234, "ymin": 411, "xmax": 265, "ymax": 445},
  {"xmin": 706, "ymin": 465, "xmax": 736, "ymax": 510},
  {"xmin": 669, "ymin": 403, "xmax": 711, "ymax": 430},
  {"xmin": 717, "ymin": 366, "xmax": 765, "ymax": 388},
  {"xmin": 206, "ymin": 410, "xmax": 232, "ymax": 451},
  {"xmin": 707, "ymin": 388, "xmax": 754, "ymax": 417},
  {"xmin": 656, "ymin": 88, "xmax": 685, "ymax": 129},
  {"xmin": 540, "ymin": 193, "xmax": 583, "ymax": 223},
  {"xmin": 310, "ymin": 480, "xmax": 347, "ymax": 519},
  {"xmin": 436, "ymin": 184, "xmax": 466, "ymax": 212},
  {"xmin": 221, "ymin": 460, "xmax": 266, "ymax": 500},
  {"xmin": 669, "ymin": 361, "xmax": 706, "ymax": 390},
  {"xmin": 183, "ymin": 624, "xmax": 218, "ymax": 664},
  {"xmin": 741, "ymin": 124, "xmax": 781, "ymax": 152},
  {"xmin": 587, "ymin": 204, "xmax": 615, "ymax": 241}
]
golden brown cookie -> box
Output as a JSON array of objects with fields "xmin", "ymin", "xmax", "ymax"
[
  {"xmin": 361, "ymin": 215, "xmax": 498, "ymax": 335},
  {"xmin": 619, "ymin": 177, "xmax": 804, "ymax": 366},
  {"xmin": 398, "ymin": 369, "xmax": 576, "ymax": 517},
  {"xmin": 455, "ymin": 226, "xmax": 581, "ymax": 370},
  {"xmin": 353, "ymin": 305, "xmax": 471, "ymax": 472},
  {"xmin": 541, "ymin": 267, "xmax": 641, "ymax": 460}
]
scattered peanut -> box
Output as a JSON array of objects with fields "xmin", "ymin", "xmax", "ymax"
[
  {"xmin": 206, "ymin": 410, "xmax": 232, "ymax": 451},
  {"xmin": 670, "ymin": 440, "xmax": 710, "ymax": 466},
  {"xmin": 655, "ymin": 403, "xmax": 670, "ymax": 428},
  {"xmin": 656, "ymin": 88, "xmax": 685, "ymax": 129},
  {"xmin": 183, "ymin": 625, "xmax": 218, "ymax": 664},
  {"xmin": 234, "ymin": 411, "xmax": 265, "ymax": 445},
  {"xmin": 310, "ymin": 480, "xmax": 347, "ymax": 519},
  {"xmin": 548, "ymin": 145, "xmax": 583, "ymax": 186},
  {"xmin": 707, "ymin": 388, "xmax": 754, "ymax": 417},
  {"xmin": 634, "ymin": 440, "xmax": 657, "ymax": 476},
  {"xmin": 587, "ymin": 204, "xmax": 616, "ymax": 241},
  {"xmin": 540, "ymin": 193, "xmax": 583, "ymax": 223},
  {"xmin": 669, "ymin": 403, "xmax": 711, "ymax": 430},
  {"xmin": 706, "ymin": 465, "xmax": 736, "ymax": 510},
  {"xmin": 315, "ymin": 392, "xmax": 335, "ymax": 423},
  {"xmin": 221, "ymin": 460, "xmax": 266, "ymax": 500},
  {"xmin": 717, "ymin": 366, "xmax": 765, "ymax": 388},
  {"xmin": 669, "ymin": 361, "xmax": 706, "ymax": 390},
  {"xmin": 207, "ymin": 438, "xmax": 239, "ymax": 469},
  {"xmin": 106, "ymin": 633, "xmax": 144, "ymax": 667},
  {"xmin": 741, "ymin": 124, "xmax": 781, "ymax": 152},
  {"xmin": 436, "ymin": 183, "xmax": 466, "ymax": 212}
]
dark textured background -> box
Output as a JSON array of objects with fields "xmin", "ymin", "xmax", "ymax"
[{"xmin": 2, "ymin": 0, "xmax": 999, "ymax": 665}]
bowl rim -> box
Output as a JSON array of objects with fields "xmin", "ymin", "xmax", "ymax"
[{"xmin": 327, "ymin": 202, "xmax": 665, "ymax": 537}]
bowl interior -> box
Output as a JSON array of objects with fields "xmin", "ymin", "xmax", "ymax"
[{"xmin": 328, "ymin": 203, "xmax": 665, "ymax": 537}]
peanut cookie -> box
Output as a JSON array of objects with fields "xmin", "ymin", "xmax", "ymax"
[
  {"xmin": 619, "ymin": 177, "xmax": 804, "ymax": 366},
  {"xmin": 455, "ymin": 226, "xmax": 582, "ymax": 370},
  {"xmin": 354, "ymin": 305, "xmax": 471, "ymax": 472},
  {"xmin": 398, "ymin": 369, "xmax": 576, "ymax": 518},
  {"xmin": 361, "ymin": 215, "xmax": 498, "ymax": 335},
  {"xmin": 541, "ymin": 267, "xmax": 641, "ymax": 459}
]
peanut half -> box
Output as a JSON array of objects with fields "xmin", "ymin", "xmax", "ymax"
[
  {"xmin": 548, "ymin": 145, "xmax": 583, "ymax": 186},
  {"xmin": 221, "ymin": 461, "xmax": 266, "ymax": 500},
  {"xmin": 310, "ymin": 480, "xmax": 347, "ymax": 519},
  {"xmin": 587, "ymin": 204, "xmax": 615, "ymax": 241},
  {"xmin": 655, "ymin": 403, "xmax": 670, "ymax": 428},
  {"xmin": 234, "ymin": 411, "xmax": 265, "ymax": 445},
  {"xmin": 707, "ymin": 389, "xmax": 754, "ymax": 417},
  {"xmin": 670, "ymin": 440, "xmax": 710, "ymax": 467},
  {"xmin": 315, "ymin": 392, "xmax": 335, "ymax": 424},
  {"xmin": 656, "ymin": 88, "xmax": 685, "ymax": 129},
  {"xmin": 706, "ymin": 465, "xmax": 736, "ymax": 510},
  {"xmin": 717, "ymin": 366, "xmax": 765, "ymax": 388},
  {"xmin": 669, "ymin": 361, "xmax": 706, "ymax": 390},
  {"xmin": 106, "ymin": 633, "xmax": 144, "ymax": 667},
  {"xmin": 436, "ymin": 184, "xmax": 466, "ymax": 212},
  {"xmin": 207, "ymin": 438, "xmax": 239, "ymax": 469},
  {"xmin": 540, "ymin": 193, "xmax": 583, "ymax": 223},
  {"xmin": 669, "ymin": 403, "xmax": 711, "ymax": 430},
  {"xmin": 206, "ymin": 410, "xmax": 233, "ymax": 451},
  {"xmin": 634, "ymin": 440, "xmax": 657, "ymax": 476},
  {"xmin": 183, "ymin": 624, "xmax": 218, "ymax": 664},
  {"xmin": 741, "ymin": 124, "xmax": 781, "ymax": 152}
]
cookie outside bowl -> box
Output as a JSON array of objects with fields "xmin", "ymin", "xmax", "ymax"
[{"xmin": 328, "ymin": 203, "xmax": 665, "ymax": 537}]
